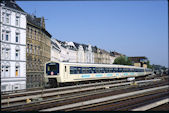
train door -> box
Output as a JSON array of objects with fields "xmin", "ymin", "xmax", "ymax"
[{"xmin": 64, "ymin": 65, "xmax": 68, "ymax": 80}]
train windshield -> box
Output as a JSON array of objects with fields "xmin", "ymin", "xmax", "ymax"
[{"xmin": 46, "ymin": 62, "xmax": 59, "ymax": 75}]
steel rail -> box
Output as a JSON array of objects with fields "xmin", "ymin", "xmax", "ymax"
[
  {"xmin": 2, "ymin": 79, "xmax": 161, "ymax": 105},
  {"xmin": 40, "ymin": 85, "xmax": 169, "ymax": 111},
  {"xmin": 2, "ymin": 79, "xmax": 167, "ymax": 111}
]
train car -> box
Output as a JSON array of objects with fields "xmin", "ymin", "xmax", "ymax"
[{"xmin": 44, "ymin": 61, "xmax": 153, "ymax": 87}]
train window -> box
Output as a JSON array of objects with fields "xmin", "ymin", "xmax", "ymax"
[
  {"xmin": 81, "ymin": 67, "xmax": 87, "ymax": 74},
  {"xmin": 77, "ymin": 67, "xmax": 82, "ymax": 74},
  {"xmin": 118, "ymin": 68, "xmax": 122, "ymax": 72},
  {"xmin": 92, "ymin": 67, "xmax": 96, "ymax": 73},
  {"xmin": 108, "ymin": 68, "xmax": 111, "ymax": 73},
  {"xmin": 123, "ymin": 68, "xmax": 126, "ymax": 72},
  {"xmin": 96, "ymin": 67, "xmax": 100, "ymax": 73},
  {"xmin": 46, "ymin": 63, "xmax": 59, "ymax": 75},
  {"xmin": 89, "ymin": 67, "xmax": 93, "ymax": 73},
  {"xmin": 110, "ymin": 68, "xmax": 114, "ymax": 73},
  {"xmin": 70, "ymin": 66, "xmax": 74, "ymax": 74},
  {"xmin": 105, "ymin": 68, "xmax": 108, "ymax": 73},
  {"xmin": 70, "ymin": 66, "xmax": 77, "ymax": 74},
  {"xmin": 86, "ymin": 67, "xmax": 90, "ymax": 73},
  {"xmin": 113, "ymin": 68, "xmax": 118, "ymax": 72},
  {"xmin": 100, "ymin": 67, "xmax": 104, "ymax": 73}
]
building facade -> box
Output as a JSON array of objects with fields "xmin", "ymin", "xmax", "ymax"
[
  {"xmin": 0, "ymin": 0, "xmax": 27, "ymax": 91},
  {"xmin": 65, "ymin": 41, "xmax": 77, "ymax": 62},
  {"xmin": 83, "ymin": 44, "xmax": 94, "ymax": 63},
  {"xmin": 128, "ymin": 56, "xmax": 148, "ymax": 68},
  {"xmin": 26, "ymin": 14, "xmax": 51, "ymax": 88},
  {"xmin": 109, "ymin": 51, "xmax": 124, "ymax": 64},
  {"xmin": 51, "ymin": 38, "xmax": 61, "ymax": 61},
  {"xmin": 74, "ymin": 42, "xmax": 85, "ymax": 63}
]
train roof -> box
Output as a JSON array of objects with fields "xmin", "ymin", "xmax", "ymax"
[{"xmin": 47, "ymin": 61, "xmax": 147, "ymax": 69}]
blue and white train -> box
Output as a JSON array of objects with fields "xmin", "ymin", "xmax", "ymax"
[{"xmin": 44, "ymin": 61, "xmax": 153, "ymax": 87}]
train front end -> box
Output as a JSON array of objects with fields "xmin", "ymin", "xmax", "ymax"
[{"xmin": 44, "ymin": 61, "xmax": 60, "ymax": 87}]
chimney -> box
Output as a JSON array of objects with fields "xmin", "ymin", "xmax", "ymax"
[{"xmin": 41, "ymin": 16, "xmax": 45, "ymax": 29}]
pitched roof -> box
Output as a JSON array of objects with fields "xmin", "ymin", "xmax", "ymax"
[
  {"xmin": 51, "ymin": 39, "xmax": 60, "ymax": 50},
  {"xmin": 27, "ymin": 14, "xmax": 52, "ymax": 38},
  {"xmin": 27, "ymin": 14, "xmax": 41, "ymax": 28},
  {"xmin": 73, "ymin": 42, "xmax": 80, "ymax": 49},
  {"xmin": 92, "ymin": 46, "xmax": 98, "ymax": 53},
  {"xmin": 1, "ymin": 0, "xmax": 25, "ymax": 13},
  {"xmin": 110, "ymin": 51, "xmax": 123, "ymax": 56}
]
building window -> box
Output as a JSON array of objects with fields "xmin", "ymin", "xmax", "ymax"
[
  {"xmin": 34, "ymin": 46, "xmax": 36, "ymax": 55},
  {"xmin": 27, "ymin": 44, "xmax": 29, "ymax": 53},
  {"xmin": 35, "ymin": 30, "xmax": 36, "ymax": 40},
  {"xmin": 16, "ymin": 16, "xmax": 20, "ymax": 26},
  {"xmin": 30, "ymin": 29, "xmax": 32, "ymax": 38},
  {"xmin": 1, "ymin": 85, "xmax": 7, "ymax": 91},
  {"xmin": 2, "ymin": 48, "xmax": 5, "ymax": 59},
  {"xmin": 6, "ymin": 13, "xmax": 10, "ymax": 24},
  {"xmin": 15, "ymin": 50, "xmax": 19, "ymax": 60},
  {"xmin": 38, "ymin": 46, "xmax": 40, "ymax": 55},
  {"xmin": 2, "ymin": 30, "xmax": 5, "ymax": 41},
  {"xmin": 5, "ymin": 66, "xmax": 9, "ymax": 77},
  {"xmin": 15, "ymin": 66, "xmax": 19, "ymax": 77},
  {"xmin": 1, "ymin": 65, "xmax": 5, "ymax": 77},
  {"xmin": 30, "ymin": 45, "xmax": 32, "ymax": 53},
  {"xmin": 5, "ymin": 48, "xmax": 10, "ymax": 59},
  {"xmin": 6, "ymin": 31, "xmax": 10, "ymax": 41},
  {"xmin": 2, "ymin": 12, "xmax": 5, "ymax": 23},
  {"xmin": 16, "ymin": 33, "xmax": 19, "ymax": 43}
]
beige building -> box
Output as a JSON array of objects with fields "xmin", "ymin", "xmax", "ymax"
[
  {"xmin": 92, "ymin": 46, "xmax": 110, "ymax": 64},
  {"xmin": 109, "ymin": 51, "xmax": 124, "ymax": 64},
  {"xmin": 128, "ymin": 56, "xmax": 148, "ymax": 68},
  {"xmin": 26, "ymin": 14, "xmax": 51, "ymax": 88}
]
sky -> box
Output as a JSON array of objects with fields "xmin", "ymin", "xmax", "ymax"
[{"xmin": 17, "ymin": 0, "xmax": 168, "ymax": 67}]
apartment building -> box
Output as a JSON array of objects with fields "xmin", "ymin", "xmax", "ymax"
[{"xmin": 0, "ymin": 0, "xmax": 27, "ymax": 91}]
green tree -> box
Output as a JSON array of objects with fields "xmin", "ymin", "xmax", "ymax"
[
  {"xmin": 113, "ymin": 56, "xmax": 132, "ymax": 65},
  {"xmin": 147, "ymin": 60, "xmax": 152, "ymax": 69}
]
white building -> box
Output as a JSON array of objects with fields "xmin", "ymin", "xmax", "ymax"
[
  {"xmin": 74, "ymin": 42, "xmax": 85, "ymax": 63},
  {"xmin": 51, "ymin": 38, "xmax": 61, "ymax": 62},
  {"xmin": 0, "ymin": 0, "xmax": 27, "ymax": 92},
  {"xmin": 65, "ymin": 41, "xmax": 77, "ymax": 62},
  {"xmin": 84, "ymin": 44, "xmax": 94, "ymax": 63},
  {"xmin": 74, "ymin": 42, "xmax": 94, "ymax": 63}
]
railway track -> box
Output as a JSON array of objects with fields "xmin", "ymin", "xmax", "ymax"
[
  {"xmin": 2, "ymin": 74, "xmax": 166, "ymax": 96},
  {"xmin": 75, "ymin": 89, "xmax": 168, "ymax": 111},
  {"xmin": 1, "ymin": 78, "xmax": 168, "ymax": 111},
  {"xmin": 41, "ymin": 85, "xmax": 169, "ymax": 111},
  {"xmin": 2, "ymin": 74, "xmax": 167, "ymax": 100},
  {"xmin": 1, "ymin": 78, "xmax": 162, "ymax": 107},
  {"xmin": 1, "ymin": 79, "xmax": 127, "ymax": 99}
]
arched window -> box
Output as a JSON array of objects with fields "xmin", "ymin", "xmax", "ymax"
[
  {"xmin": 5, "ymin": 62, "xmax": 10, "ymax": 77},
  {"xmin": 1, "ymin": 44, "xmax": 5, "ymax": 59},
  {"xmin": 1, "ymin": 63, "xmax": 5, "ymax": 77},
  {"xmin": 5, "ymin": 27, "xmax": 11, "ymax": 42},
  {"xmin": 1, "ymin": 29, "xmax": 5, "ymax": 41},
  {"xmin": 5, "ymin": 45, "xmax": 11, "ymax": 60},
  {"xmin": 15, "ymin": 46, "xmax": 20, "ymax": 60}
]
